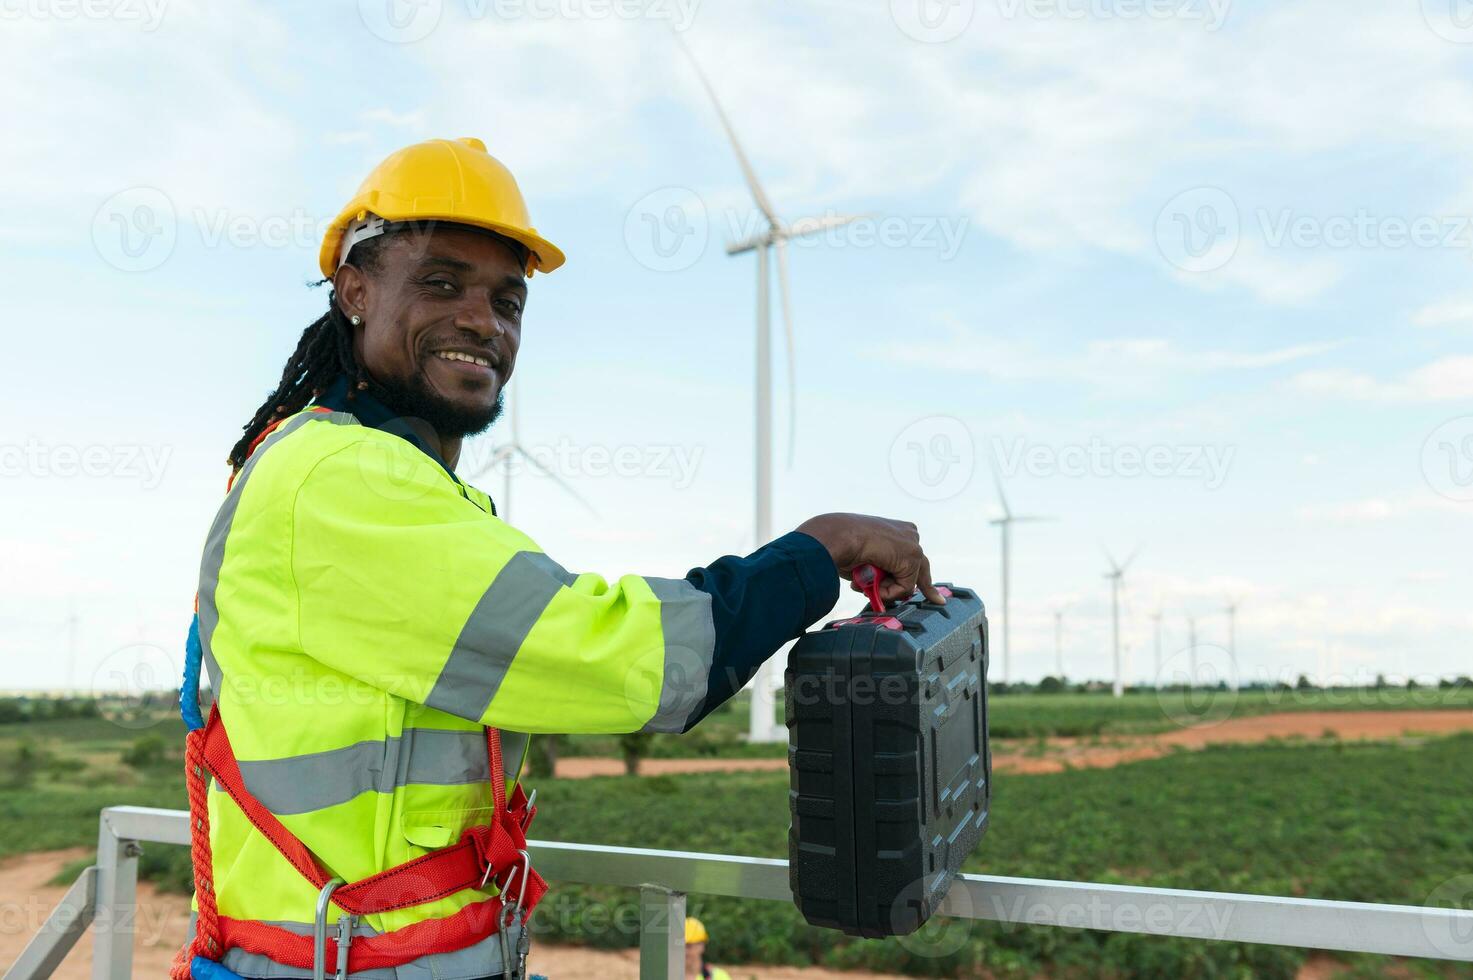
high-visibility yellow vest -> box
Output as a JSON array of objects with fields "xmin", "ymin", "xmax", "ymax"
[{"xmin": 197, "ymin": 404, "xmax": 717, "ymax": 975}]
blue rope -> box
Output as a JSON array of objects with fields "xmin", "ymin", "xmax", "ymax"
[{"xmin": 180, "ymin": 613, "xmax": 205, "ymax": 732}]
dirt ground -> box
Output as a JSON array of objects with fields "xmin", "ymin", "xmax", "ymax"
[
  {"xmin": 0, "ymin": 849, "xmax": 904, "ymax": 979},
  {"xmin": 555, "ymin": 710, "xmax": 1473, "ymax": 778}
]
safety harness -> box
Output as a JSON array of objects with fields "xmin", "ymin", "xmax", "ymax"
[{"xmin": 172, "ymin": 408, "xmax": 547, "ymax": 980}]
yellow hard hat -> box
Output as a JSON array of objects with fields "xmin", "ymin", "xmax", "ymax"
[
  {"xmin": 684, "ymin": 917, "xmax": 709, "ymax": 945},
  {"xmin": 319, "ymin": 136, "xmax": 565, "ymax": 280}
]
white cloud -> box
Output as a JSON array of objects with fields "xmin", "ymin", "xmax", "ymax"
[
  {"xmin": 1292, "ymin": 355, "xmax": 1473, "ymax": 402},
  {"xmin": 1413, "ymin": 298, "xmax": 1473, "ymax": 328}
]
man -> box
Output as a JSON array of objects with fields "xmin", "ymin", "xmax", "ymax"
[
  {"xmin": 177, "ymin": 137, "xmax": 941, "ymax": 980},
  {"xmin": 684, "ymin": 918, "xmax": 731, "ymax": 980}
]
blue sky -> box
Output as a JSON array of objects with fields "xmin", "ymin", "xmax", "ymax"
[{"xmin": 1, "ymin": 0, "xmax": 1470, "ymax": 693}]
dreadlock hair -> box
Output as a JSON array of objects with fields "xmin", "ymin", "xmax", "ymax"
[{"xmin": 226, "ymin": 236, "xmax": 392, "ymax": 471}]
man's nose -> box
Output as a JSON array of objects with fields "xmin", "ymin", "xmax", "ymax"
[{"xmin": 451, "ymin": 294, "xmax": 503, "ymax": 339}]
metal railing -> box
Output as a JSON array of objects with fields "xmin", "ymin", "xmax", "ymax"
[{"xmin": 7, "ymin": 805, "xmax": 1473, "ymax": 979}]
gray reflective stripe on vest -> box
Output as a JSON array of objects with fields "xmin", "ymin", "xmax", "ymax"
[
  {"xmin": 196, "ymin": 411, "xmax": 358, "ymax": 698},
  {"xmin": 640, "ymin": 576, "xmax": 717, "ymax": 734},
  {"xmin": 235, "ymin": 728, "xmax": 491, "ymax": 816},
  {"xmin": 425, "ymin": 550, "xmax": 577, "ymax": 721},
  {"xmin": 214, "ymin": 917, "xmax": 521, "ymax": 980}
]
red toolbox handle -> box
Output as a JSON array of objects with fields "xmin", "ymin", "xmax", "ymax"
[{"xmin": 851, "ymin": 564, "xmax": 887, "ymax": 613}]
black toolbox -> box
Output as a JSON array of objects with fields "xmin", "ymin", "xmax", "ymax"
[{"xmin": 785, "ymin": 580, "xmax": 990, "ymax": 937}]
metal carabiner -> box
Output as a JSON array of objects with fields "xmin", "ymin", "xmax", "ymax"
[{"xmin": 312, "ymin": 877, "xmax": 353, "ymax": 980}]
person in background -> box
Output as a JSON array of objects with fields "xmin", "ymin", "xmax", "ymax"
[{"xmin": 685, "ymin": 918, "xmax": 731, "ymax": 980}]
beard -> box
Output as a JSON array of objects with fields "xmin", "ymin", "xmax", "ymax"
[{"xmin": 370, "ymin": 369, "xmax": 505, "ymax": 440}]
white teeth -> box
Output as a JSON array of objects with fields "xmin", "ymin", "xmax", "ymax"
[{"xmin": 436, "ymin": 351, "xmax": 493, "ymax": 368}]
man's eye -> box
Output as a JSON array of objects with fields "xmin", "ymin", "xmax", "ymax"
[
  {"xmin": 423, "ymin": 278, "xmax": 456, "ymax": 293},
  {"xmin": 496, "ymin": 298, "xmax": 523, "ymax": 316}
]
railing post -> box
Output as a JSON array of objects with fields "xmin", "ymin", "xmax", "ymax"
[
  {"xmin": 92, "ymin": 810, "xmax": 140, "ymax": 980},
  {"xmin": 638, "ymin": 884, "xmax": 686, "ymax": 980}
]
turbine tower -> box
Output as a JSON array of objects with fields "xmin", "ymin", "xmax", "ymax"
[
  {"xmin": 1149, "ymin": 608, "xmax": 1164, "ymax": 687},
  {"xmin": 1186, "ymin": 614, "xmax": 1199, "ymax": 686},
  {"xmin": 673, "ymin": 34, "xmax": 865, "ymax": 742},
  {"xmin": 1103, "ymin": 548, "xmax": 1137, "ymax": 698},
  {"xmin": 990, "ymin": 474, "xmax": 1054, "ymax": 685},
  {"xmin": 1051, "ymin": 603, "xmax": 1070, "ymax": 680},
  {"xmin": 1223, "ymin": 597, "xmax": 1241, "ymax": 691}
]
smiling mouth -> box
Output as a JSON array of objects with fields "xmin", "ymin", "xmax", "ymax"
[{"xmin": 433, "ymin": 350, "xmax": 497, "ymax": 369}]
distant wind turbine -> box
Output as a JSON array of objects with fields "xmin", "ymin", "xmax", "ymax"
[
  {"xmin": 1051, "ymin": 603, "xmax": 1071, "ymax": 679},
  {"xmin": 1223, "ymin": 596, "xmax": 1242, "ymax": 691},
  {"xmin": 1186, "ymin": 613, "xmax": 1199, "ymax": 685},
  {"xmin": 990, "ymin": 474, "xmax": 1055, "ymax": 685},
  {"xmin": 1103, "ymin": 547, "xmax": 1138, "ymax": 698},
  {"xmin": 478, "ymin": 384, "xmax": 596, "ymax": 523},
  {"xmin": 671, "ymin": 33, "xmax": 866, "ymax": 743}
]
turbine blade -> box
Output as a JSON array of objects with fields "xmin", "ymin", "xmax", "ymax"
[
  {"xmin": 1120, "ymin": 547, "xmax": 1141, "ymax": 573},
  {"xmin": 670, "ymin": 31, "xmax": 782, "ymax": 228},
  {"xmin": 1011, "ymin": 514, "xmax": 1057, "ymax": 524},
  {"xmin": 775, "ymin": 237, "xmax": 798, "ymax": 469},
  {"xmin": 514, "ymin": 446, "xmax": 599, "ymax": 516},
  {"xmin": 786, "ymin": 213, "xmax": 869, "ymax": 238}
]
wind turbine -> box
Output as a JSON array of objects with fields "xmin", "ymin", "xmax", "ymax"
[
  {"xmin": 1149, "ymin": 608, "xmax": 1164, "ymax": 687},
  {"xmin": 1186, "ymin": 613, "xmax": 1199, "ymax": 686},
  {"xmin": 1102, "ymin": 548, "xmax": 1138, "ymax": 698},
  {"xmin": 477, "ymin": 383, "xmax": 596, "ymax": 523},
  {"xmin": 673, "ymin": 34, "xmax": 865, "ymax": 742},
  {"xmin": 1223, "ymin": 597, "xmax": 1241, "ymax": 691},
  {"xmin": 1050, "ymin": 603, "xmax": 1070, "ymax": 679},
  {"xmin": 990, "ymin": 474, "xmax": 1055, "ymax": 685}
]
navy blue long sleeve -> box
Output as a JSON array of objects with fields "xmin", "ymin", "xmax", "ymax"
[{"xmin": 679, "ymin": 530, "xmax": 839, "ymax": 730}]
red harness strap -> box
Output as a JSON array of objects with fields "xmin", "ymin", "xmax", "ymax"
[
  {"xmin": 178, "ymin": 708, "xmax": 546, "ymax": 974},
  {"xmin": 172, "ymin": 405, "xmax": 548, "ymax": 977}
]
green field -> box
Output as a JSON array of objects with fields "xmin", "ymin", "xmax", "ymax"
[{"xmin": 3, "ymin": 697, "xmax": 1473, "ymax": 978}]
